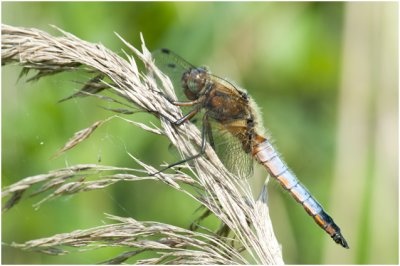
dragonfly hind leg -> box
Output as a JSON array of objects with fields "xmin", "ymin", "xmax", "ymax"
[{"xmin": 151, "ymin": 113, "xmax": 211, "ymax": 176}]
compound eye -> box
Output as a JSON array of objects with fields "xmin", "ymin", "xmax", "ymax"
[
  {"xmin": 198, "ymin": 66, "xmax": 210, "ymax": 73},
  {"xmin": 181, "ymin": 67, "xmax": 208, "ymax": 98},
  {"xmin": 190, "ymin": 69, "xmax": 207, "ymax": 92},
  {"xmin": 187, "ymin": 79, "xmax": 201, "ymax": 93}
]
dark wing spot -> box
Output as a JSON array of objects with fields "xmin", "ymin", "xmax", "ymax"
[
  {"xmin": 167, "ymin": 63, "xmax": 176, "ymax": 68},
  {"xmin": 161, "ymin": 48, "xmax": 170, "ymax": 54}
]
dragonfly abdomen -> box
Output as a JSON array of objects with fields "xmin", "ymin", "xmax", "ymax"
[{"xmin": 252, "ymin": 139, "xmax": 349, "ymax": 248}]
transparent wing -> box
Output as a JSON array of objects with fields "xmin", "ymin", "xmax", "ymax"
[
  {"xmin": 209, "ymin": 74, "xmax": 247, "ymax": 98},
  {"xmin": 152, "ymin": 48, "xmax": 195, "ymax": 101},
  {"xmin": 207, "ymin": 119, "xmax": 254, "ymax": 179}
]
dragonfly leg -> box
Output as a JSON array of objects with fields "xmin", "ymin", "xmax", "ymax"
[
  {"xmin": 149, "ymin": 87, "xmax": 204, "ymax": 107},
  {"xmin": 171, "ymin": 98, "xmax": 204, "ymax": 107},
  {"xmin": 154, "ymin": 106, "xmax": 200, "ymax": 126},
  {"xmin": 174, "ymin": 107, "xmax": 201, "ymax": 126},
  {"xmin": 204, "ymin": 115, "xmax": 215, "ymax": 149},
  {"xmin": 189, "ymin": 207, "xmax": 212, "ymax": 231},
  {"xmin": 151, "ymin": 114, "xmax": 209, "ymax": 176}
]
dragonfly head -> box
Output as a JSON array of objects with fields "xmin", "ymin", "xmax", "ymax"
[{"xmin": 182, "ymin": 67, "xmax": 209, "ymax": 100}]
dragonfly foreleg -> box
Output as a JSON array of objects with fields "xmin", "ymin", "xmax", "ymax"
[
  {"xmin": 171, "ymin": 97, "xmax": 205, "ymax": 107},
  {"xmin": 148, "ymin": 87, "xmax": 205, "ymax": 107}
]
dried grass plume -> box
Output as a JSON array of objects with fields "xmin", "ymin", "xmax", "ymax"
[{"xmin": 1, "ymin": 24, "xmax": 283, "ymax": 264}]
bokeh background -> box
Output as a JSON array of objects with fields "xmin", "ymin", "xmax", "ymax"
[{"xmin": 2, "ymin": 2, "xmax": 398, "ymax": 264}]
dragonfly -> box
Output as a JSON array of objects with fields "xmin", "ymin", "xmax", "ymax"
[{"xmin": 152, "ymin": 48, "xmax": 349, "ymax": 249}]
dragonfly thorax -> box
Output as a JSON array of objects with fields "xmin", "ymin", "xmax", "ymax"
[{"xmin": 205, "ymin": 89, "xmax": 251, "ymax": 122}]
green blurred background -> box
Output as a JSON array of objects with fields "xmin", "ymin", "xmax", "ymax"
[{"xmin": 2, "ymin": 2, "xmax": 398, "ymax": 264}]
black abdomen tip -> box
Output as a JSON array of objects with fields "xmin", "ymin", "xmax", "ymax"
[
  {"xmin": 161, "ymin": 48, "xmax": 170, "ymax": 54},
  {"xmin": 333, "ymin": 233, "xmax": 349, "ymax": 249}
]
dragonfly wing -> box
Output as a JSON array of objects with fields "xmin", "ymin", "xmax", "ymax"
[
  {"xmin": 208, "ymin": 119, "xmax": 254, "ymax": 179},
  {"xmin": 152, "ymin": 49, "xmax": 195, "ymax": 100}
]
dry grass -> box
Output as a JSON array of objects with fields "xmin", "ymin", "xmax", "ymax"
[{"xmin": 1, "ymin": 24, "xmax": 283, "ymax": 264}]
